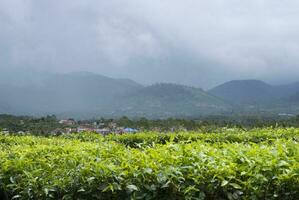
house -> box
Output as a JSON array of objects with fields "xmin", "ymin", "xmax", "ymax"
[
  {"xmin": 123, "ymin": 128, "xmax": 138, "ymax": 133},
  {"xmin": 77, "ymin": 125, "xmax": 95, "ymax": 133},
  {"xmin": 59, "ymin": 119, "xmax": 76, "ymax": 126},
  {"xmin": 95, "ymin": 128, "xmax": 110, "ymax": 135},
  {"xmin": 278, "ymin": 113, "xmax": 295, "ymax": 117},
  {"xmin": 50, "ymin": 128, "xmax": 64, "ymax": 136},
  {"xmin": 108, "ymin": 122, "xmax": 117, "ymax": 129},
  {"xmin": 17, "ymin": 131, "xmax": 26, "ymax": 135},
  {"xmin": 1, "ymin": 129, "xmax": 9, "ymax": 135},
  {"xmin": 64, "ymin": 128, "xmax": 77, "ymax": 134}
]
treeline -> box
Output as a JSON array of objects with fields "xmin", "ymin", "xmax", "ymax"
[
  {"xmin": 121, "ymin": 116, "xmax": 299, "ymax": 131},
  {"xmin": 87, "ymin": 115, "xmax": 299, "ymax": 131},
  {"xmin": 0, "ymin": 114, "xmax": 64, "ymax": 135},
  {"xmin": 1, "ymin": 114, "xmax": 299, "ymax": 135}
]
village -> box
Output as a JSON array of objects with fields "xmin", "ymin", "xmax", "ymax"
[
  {"xmin": 53, "ymin": 119, "xmax": 138, "ymax": 136},
  {"xmin": 2, "ymin": 114, "xmax": 299, "ymax": 136}
]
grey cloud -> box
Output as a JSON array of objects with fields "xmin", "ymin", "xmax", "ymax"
[{"xmin": 1, "ymin": 0, "xmax": 299, "ymax": 89}]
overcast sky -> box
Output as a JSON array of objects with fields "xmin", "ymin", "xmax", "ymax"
[{"xmin": 1, "ymin": 0, "xmax": 299, "ymax": 89}]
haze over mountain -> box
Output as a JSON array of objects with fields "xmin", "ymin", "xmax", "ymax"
[
  {"xmin": 114, "ymin": 83, "xmax": 230, "ymax": 118},
  {"xmin": 1, "ymin": 1, "xmax": 299, "ymax": 118},
  {"xmin": 209, "ymin": 80, "xmax": 277, "ymax": 105},
  {"xmin": 0, "ymin": 72, "xmax": 140, "ymax": 115},
  {"xmin": 0, "ymin": 71, "xmax": 232, "ymax": 118},
  {"xmin": 209, "ymin": 80, "xmax": 299, "ymax": 106},
  {"xmin": 2, "ymin": 1, "xmax": 299, "ymax": 89},
  {"xmin": 209, "ymin": 80, "xmax": 299, "ymax": 116},
  {"xmin": 0, "ymin": 69, "xmax": 299, "ymax": 118}
]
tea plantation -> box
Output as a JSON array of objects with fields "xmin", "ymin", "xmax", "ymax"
[{"xmin": 0, "ymin": 128, "xmax": 298, "ymax": 199}]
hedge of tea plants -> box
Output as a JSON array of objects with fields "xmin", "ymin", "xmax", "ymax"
[
  {"xmin": 0, "ymin": 128, "xmax": 298, "ymax": 199},
  {"xmin": 103, "ymin": 128, "xmax": 299, "ymax": 147}
]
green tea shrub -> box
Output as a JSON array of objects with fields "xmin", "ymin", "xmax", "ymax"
[{"xmin": 0, "ymin": 129, "xmax": 298, "ymax": 199}]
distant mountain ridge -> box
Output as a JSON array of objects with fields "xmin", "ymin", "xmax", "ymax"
[
  {"xmin": 209, "ymin": 80, "xmax": 277, "ymax": 105},
  {"xmin": 0, "ymin": 71, "xmax": 230, "ymax": 118},
  {"xmin": 1, "ymin": 70, "xmax": 299, "ymax": 118},
  {"xmin": 209, "ymin": 79, "xmax": 299, "ymax": 106},
  {"xmin": 113, "ymin": 83, "xmax": 230, "ymax": 118},
  {"xmin": 0, "ymin": 72, "xmax": 143, "ymax": 116}
]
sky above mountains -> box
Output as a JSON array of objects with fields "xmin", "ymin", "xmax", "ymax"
[{"xmin": 1, "ymin": 0, "xmax": 299, "ymax": 89}]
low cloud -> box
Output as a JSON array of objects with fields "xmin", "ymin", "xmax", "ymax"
[{"xmin": 1, "ymin": 0, "xmax": 299, "ymax": 88}]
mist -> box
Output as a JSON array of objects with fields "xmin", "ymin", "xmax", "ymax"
[{"xmin": 1, "ymin": 0, "xmax": 299, "ymax": 89}]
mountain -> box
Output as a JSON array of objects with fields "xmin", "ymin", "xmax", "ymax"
[
  {"xmin": 0, "ymin": 68, "xmax": 50, "ymax": 87},
  {"xmin": 209, "ymin": 80, "xmax": 277, "ymax": 105},
  {"xmin": 0, "ymin": 72, "xmax": 143, "ymax": 116},
  {"xmin": 113, "ymin": 83, "xmax": 230, "ymax": 118},
  {"xmin": 275, "ymin": 82, "xmax": 299, "ymax": 98},
  {"xmin": 289, "ymin": 91, "xmax": 299, "ymax": 103},
  {"xmin": 0, "ymin": 72, "xmax": 230, "ymax": 118},
  {"xmin": 2, "ymin": 70, "xmax": 298, "ymax": 118},
  {"xmin": 209, "ymin": 80, "xmax": 299, "ymax": 106},
  {"xmin": 41, "ymin": 72, "xmax": 143, "ymax": 111}
]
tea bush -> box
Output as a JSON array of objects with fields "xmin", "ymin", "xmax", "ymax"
[{"xmin": 0, "ymin": 128, "xmax": 298, "ymax": 199}]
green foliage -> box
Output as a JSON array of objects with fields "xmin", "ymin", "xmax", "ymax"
[
  {"xmin": 114, "ymin": 115, "xmax": 299, "ymax": 132},
  {"xmin": 94, "ymin": 128, "xmax": 299, "ymax": 147},
  {"xmin": 0, "ymin": 114, "xmax": 63, "ymax": 135},
  {"xmin": 0, "ymin": 128, "xmax": 298, "ymax": 199}
]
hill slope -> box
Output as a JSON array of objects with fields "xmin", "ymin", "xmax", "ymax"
[
  {"xmin": 0, "ymin": 72, "xmax": 143, "ymax": 116},
  {"xmin": 0, "ymin": 72, "xmax": 230, "ymax": 118},
  {"xmin": 209, "ymin": 80, "xmax": 277, "ymax": 105},
  {"xmin": 113, "ymin": 83, "xmax": 230, "ymax": 118},
  {"xmin": 3, "ymin": 72, "xmax": 299, "ymax": 118},
  {"xmin": 209, "ymin": 80, "xmax": 299, "ymax": 115}
]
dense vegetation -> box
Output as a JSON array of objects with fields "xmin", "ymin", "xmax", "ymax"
[
  {"xmin": 115, "ymin": 115, "xmax": 299, "ymax": 131},
  {"xmin": 3, "ymin": 114, "xmax": 299, "ymax": 136},
  {"xmin": 0, "ymin": 114, "xmax": 65, "ymax": 135},
  {"xmin": 0, "ymin": 128, "xmax": 298, "ymax": 199}
]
